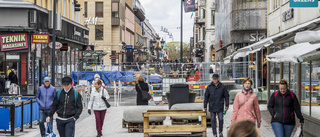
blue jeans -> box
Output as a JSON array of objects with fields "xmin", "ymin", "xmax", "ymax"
[
  {"xmin": 39, "ymin": 109, "xmax": 53, "ymax": 136},
  {"xmin": 56, "ymin": 118, "xmax": 76, "ymax": 137},
  {"xmin": 271, "ymin": 122, "xmax": 295, "ymax": 137},
  {"xmin": 210, "ymin": 112, "xmax": 224, "ymax": 135}
]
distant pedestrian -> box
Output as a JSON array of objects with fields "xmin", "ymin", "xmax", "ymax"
[
  {"xmin": 227, "ymin": 120, "xmax": 261, "ymax": 137},
  {"xmin": 231, "ymin": 78, "xmax": 261, "ymax": 128},
  {"xmin": 88, "ymin": 80, "xmax": 110, "ymax": 137},
  {"xmin": 204, "ymin": 74, "xmax": 229, "ymax": 137},
  {"xmin": 92, "ymin": 74, "xmax": 105, "ymax": 88},
  {"xmin": 36, "ymin": 77, "xmax": 56, "ymax": 137},
  {"xmin": 135, "ymin": 76, "xmax": 149, "ymax": 105},
  {"xmin": 8, "ymin": 69, "xmax": 18, "ymax": 85},
  {"xmin": 0, "ymin": 75, "xmax": 6, "ymax": 94},
  {"xmin": 267, "ymin": 79, "xmax": 304, "ymax": 137},
  {"xmin": 47, "ymin": 77, "xmax": 83, "ymax": 137}
]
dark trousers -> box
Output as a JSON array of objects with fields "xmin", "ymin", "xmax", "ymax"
[
  {"xmin": 94, "ymin": 110, "xmax": 107, "ymax": 134},
  {"xmin": 56, "ymin": 118, "xmax": 75, "ymax": 137},
  {"xmin": 39, "ymin": 109, "xmax": 53, "ymax": 136},
  {"xmin": 210, "ymin": 111, "xmax": 224, "ymax": 135}
]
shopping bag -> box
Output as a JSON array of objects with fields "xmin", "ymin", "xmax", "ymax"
[
  {"xmin": 294, "ymin": 126, "xmax": 303, "ymax": 137},
  {"xmin": 45, "ymin": 122, "xmax": 56, "ymax": 137},
  {"xmin": 5, "ymin": 81, "xmax": 10, "ymax": 89}
]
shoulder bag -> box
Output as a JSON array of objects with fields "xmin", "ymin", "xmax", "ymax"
[{"xmin": 138, "ymin": 83, "xmax": 151, "ymax": 101}]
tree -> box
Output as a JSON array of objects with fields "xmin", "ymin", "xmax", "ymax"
[{"xmin": 167, "ymin": 42, "xmax": 190, "ymax": 61}]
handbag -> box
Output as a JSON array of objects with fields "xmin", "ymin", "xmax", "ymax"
[
  {"xmin": 138, "ymin": 83, "xmax": 151, "ymax": 101},
  {"xmin": 45, "ymin": 122, "xmax": 56, "ymax": 137},
  {"xmin": 101, "ymin": 88, "xmax": 111, "ymax": 108},
  {"xmin": 5, "ymin": 80, "xmax": 11, "ymax": 89}
]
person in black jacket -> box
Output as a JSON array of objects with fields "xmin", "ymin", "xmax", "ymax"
[
  {"xmin": 204, "ymin": 74, "xmax": 229, "ymax": 137},
  {"xmin": 0, "ymin": 75, "xmax": 6, "ymax": 94},
  {"xmin": 46, "ymin": 77, "xmax": 83, "ymax": 137},
  {"xmin": 267, "ymin": 79, "xmax": 304, "ymax": 137},
  {"xmin": 135, "ymin": 75, "xmax": 149, "ymax": 105},
  {"xmin": 8, "ymin": 69, "xmax": 18, "ymax": 85}
]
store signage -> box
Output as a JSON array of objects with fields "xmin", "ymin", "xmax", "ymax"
[
  {"xmin": 0, "ymin": 33, "xmax": 28, "ymax": 51},
  {"xmin": 60, "ymin": 43, "xmax": 68, "ymax": 51},
  {"xmin": 83, "ymin": 45, "xmax": 94, "ymax": 51},
  {"xmin": 83, "ymin": 31, "xmax": 89, "ymax": 39},
  {"xmin": 32, "ymin": 34, "xmax": 49, "ymax": 43},
  {"xmin": 126, "ymin": 45, "xmax": 133, "ymax": 49},
  {"xmin": 250, "ymin": 32, "xmax": 266, "ymax": 42},
  {"xmin": 290, "ymin": 0, "xmax": 318, "ymax": 7},
  {"xmin": 282, "ymin": 8, "xmax": 294, "ymax": 22},
  {"xmin": 84, "ymin": 17, "xmax": 98, "ymax": 25},
  {"xmin": 74, "ymin": 27, "xmax": 81, "ymax": 36},
  {"xmin": 48, "ymin": 42, "xmax": 63, "ymax": 49}
]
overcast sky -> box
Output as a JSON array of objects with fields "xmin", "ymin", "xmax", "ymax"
[{"xmin": 140, "ymin": 0, "xmax": 194, "ymax": 44}]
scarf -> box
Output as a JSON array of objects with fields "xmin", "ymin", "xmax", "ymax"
[{"xmin": 243, "ymin": 87, "xmax": 252, "ymax": 92}]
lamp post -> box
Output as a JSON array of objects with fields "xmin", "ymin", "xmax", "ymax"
[{"xmin": 180, "ymin": 0, "xmax": 183, "ymax": 63}]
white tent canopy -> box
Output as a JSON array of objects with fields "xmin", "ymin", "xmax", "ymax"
[{"xmin": 267, "ymin": 42, "xmax": 320, "ymax": 63}]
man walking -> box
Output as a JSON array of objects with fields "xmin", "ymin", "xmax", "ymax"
[
  {"xmin": 36, "ymin": 77, "xmax": 56, "ymax": 137},
  {"xmin": 0, "ymin": 75, "xmax": 6, "ymax": 94},
  {"xmin": 47, "ymin": 77, "xmax": 83, "ymax": 137},
  {"xmin": 204, "ymin": 74, "xmax": 229, "ymax": 137}
]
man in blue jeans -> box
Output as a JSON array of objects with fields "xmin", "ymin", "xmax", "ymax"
[
  {"xmin": 36, "ymin": 77, "xmax": 56, "ymax": 137},
  {"xmin": 204, "ymin": 74, "xmax": 229, "ymax": 137}
]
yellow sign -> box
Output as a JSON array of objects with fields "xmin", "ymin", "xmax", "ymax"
[{"xmin": 32, "ymin": 34, "xmax": 49, "ymax": 44}]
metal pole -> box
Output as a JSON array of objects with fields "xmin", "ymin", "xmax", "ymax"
[
  {"xmin": 309, "ymin": 61, "xmax": 312, "ymax": 116},
  {"xmin": 180, "ymin": 0, "xmax": 183, "ymax": 63},
  {"xmin": 267, "ymin": 47, "xmax": 271, "ymax": 102},
  {"xmin": 255, "ymin": 52, "xmax": 258, "ymax": 90},
  {"xmin": 297, "ymin": 63, "xmax": 302, "ymax": 103},
  {"xmin": 51, "ymin": 0, "xmax": 57, "ymax": 86}
]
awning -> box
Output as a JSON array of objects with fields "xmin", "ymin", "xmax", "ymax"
[
  {"xmin": 267, "ymin": 42, "xmax": 320, "ymax": 63},
  {"xmin": 223, "ymin": 56, "xmax": 232, "ymax": 64},
  {"xmin": 232, "ymin": 17, "xmax": 320, "ymax": 59}
]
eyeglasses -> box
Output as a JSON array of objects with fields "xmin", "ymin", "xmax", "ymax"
[{"xmin": 44, "ymin": 81, "xmax": 50, "ymax": 82}]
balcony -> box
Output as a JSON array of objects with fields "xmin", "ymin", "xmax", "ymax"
[
  {"xmin": 112, "ymin": 17, "xmax": 120, "ymax": 26},
  {"xmin": 133, "ymin": 0, "xmax": 145, "ymax": 21},
  {"xmin": 195, "ymin": 17, "xmax": 205, "ymax": 25}
]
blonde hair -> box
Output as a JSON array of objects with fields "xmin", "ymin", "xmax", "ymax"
[
  {"xmin": 138, "ymin": 75, "xmax": 145, "ymax": 82},
  {"xmin": 242, "ymin": 77, "xmax": 253, "ymax": 85},
  {"xmin": 279, "ymin": 79, "xmax": 288, "ymax": 87},
  {"xmin": 227, "ymin": 120, "xmax": 259, "ymax": 137}
]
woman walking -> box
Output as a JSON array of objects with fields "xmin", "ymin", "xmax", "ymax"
[
  {"xmin": 88, "ymin": 80, "xmax": 110, "ymax": 137},
  {"xmin": 231, "ymin": 78, "xmax": 261, "ymax": 128},
  {"xmin": 267, "ymin": 79, "xmax": 304, "ymax": 137},
  {"xmin": 135, "ymin": 76, "xmax": 149, "ymax": 105}
]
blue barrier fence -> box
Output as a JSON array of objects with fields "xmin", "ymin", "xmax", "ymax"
[{"xmin": 0, "ymin": 98, "xmax": 39, "ymax": 136}]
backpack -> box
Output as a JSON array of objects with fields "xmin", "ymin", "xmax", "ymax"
[
  {"xmin": 57, "ymin": 89, "xmax": 79, "ymax": 112},
  {"xmin": 274, "ymin": 91, "xmax": 294, "ymax": 99}
]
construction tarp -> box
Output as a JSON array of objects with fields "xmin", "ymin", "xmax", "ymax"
[{"xmin": 72, "ymin": 71, "xmax": 162, "ymax": 85}]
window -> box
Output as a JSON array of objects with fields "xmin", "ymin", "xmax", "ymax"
[
  {"xmin": 203, "ymin": 27, "xmax": 205, "ymax": 40},
  {"xmin": 44, "ymin": 0, "xmax": 47, "ymax": 8},
  {"xmin": 96, "ymin": 2, "xmax": 103, "ymax": 17},
  {"xmin": 84, "ymin": 2, "xmax": 87, "ymax": 17},
  {"xmin": 111, "ymin": 51, "xmax": 116, "ymax": 64},
  {"xmin": 271, "ymin": 0, "xmax": 280, "ymax": 10},
  {"xmin": 203, "ymin": 9, "xmax": 206, "ymax": 19},
  {"xmin": 211, "ymin": 10, "xmax": 215, "ymax": 25},
  {"xmin": 95, "ymin": 25, "xmax": 103, "ymax": 40},
  {"xmin": 64, "ymin": 0, "xmax": 66, "ymax": 17},
  {"xmin": 112, "ymin": 2, "xmax": 119, "ymax": 17}
]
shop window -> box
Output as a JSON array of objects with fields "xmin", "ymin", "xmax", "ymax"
[
  {"xmin": 111, "ymin": 51, "xmax": 116, "ymax": 64},
  {"xmin": 95, "ymin": 25, "xmax": 103, "ymax": 40},
  {"xmin": 211, "ymin": 10, "xmax": 215, "ymax": 25},
  {"xmin": 203, "ymin": 27, "xmax": 205, "ymax": 40},
  {"xmin": 96, "ymin": 2, "xmax": 103, "ymax": 17}
]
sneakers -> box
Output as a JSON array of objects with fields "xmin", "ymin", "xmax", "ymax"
[
  {"xmin": 213, "ymin": 134, "xmax": 217, "ymax": 137},
  {"xmin": 97, "ymin": 133, "xmax": 102, "ymax": 137},
  {"xmin": 219, "ymin": 132, "xmax": 223, "ymax": 137}
]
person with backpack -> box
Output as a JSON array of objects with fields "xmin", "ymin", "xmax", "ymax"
[
  {"xmin": 88, "ymin": 80, "xmax": 110, "ymax": 137},
  {"xmin": 46, "ymin": 77, "xmax": 83, "ymax": 137},
  {"xmin": 36, "ymin": 77, "xmax": 56, "ymax": 137},
  {"xmin": 231, "ymin": 78, "xmax": 261, "ymax": 128},
  {"xmin": 267, "ymin": 79, "xmax": 304, "ymax": 137}
]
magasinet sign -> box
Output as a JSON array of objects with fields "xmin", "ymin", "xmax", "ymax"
[
  {"xmin": 290, "ymin": 0, "xmax": 318, "ymax": 7},
  {"xmin": 0, "ymin": 33, "xmax": 28, "ymax": 51}
]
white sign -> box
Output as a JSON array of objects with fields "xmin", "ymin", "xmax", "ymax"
[
  {"xmin": 83, "ymin": 31, "xmax": 89, "ymax": 39},
  {"xmin": 250, "ymin": 32, "xmax": 266, "ymax": 42},
  {"xmin": 48, "ymin": 42, "xmax": 63, "ymax": 49},
  {"xmin": 74, "ymin": 27, "xmax": 81, "ymax": 36},
  {"xmin": 85, "ymin": 17, "xmax": 98, "ymax": 25}
]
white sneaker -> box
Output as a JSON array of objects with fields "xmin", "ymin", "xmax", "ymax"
[{"xmin": 219, "ymin": 132, "xmax": 223, "ymax": 137}]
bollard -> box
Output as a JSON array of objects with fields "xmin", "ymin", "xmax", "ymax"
[
  {"xmin": 29, "ymin": 99, "xmax": 33, "ymax": 128},
  {"xmin": 113, "ymin": 81, "xmax": 117, "ymax": 107},
  {"xmin": 20, "ymin": 101, "xmax": 24, "ymax": 132},
  {"xmin": 10, "ymin": 103, "xmax": 15, "ymax": 136}
]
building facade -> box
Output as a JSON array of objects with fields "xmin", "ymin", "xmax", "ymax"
[
  {"xmin": 205, "ymin": 0, "xmax": 215, "ymax": 62},
  {"xmin": 0, "ymin": 0, "xmax": 89, "ymax": 95}
]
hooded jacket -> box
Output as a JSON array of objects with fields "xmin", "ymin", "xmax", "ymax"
[
  {"xmin": 267, "ymin": 90, "xmax": 304, "ymax": 125},
  {"xmin": 36, "ymin": 85, "xmax": 56, "ymax": 110},
  {"xmin": 49, "ymin": 87, "xmax": 83, "ymax": 119},
  {"xmin": 231, "ymin": 89, "xmax": 261, "ymax": 124},
  {"xmin": 204, "ymin": 81, "xmax": 229, "ymax": 112}
]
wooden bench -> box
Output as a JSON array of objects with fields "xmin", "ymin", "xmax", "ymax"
[{"xmin": 143, "ymin": 110, "xmax": 207, "ymax": 137}]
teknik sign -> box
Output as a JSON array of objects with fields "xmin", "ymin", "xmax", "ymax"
[{"xmin": 290, "ymin": 0, "xmax": 318, "ymax": 7}]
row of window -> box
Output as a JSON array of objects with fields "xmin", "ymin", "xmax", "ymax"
[{"xmin": 84, "ymin": 2, "xmax": 119, "ymax": 18}]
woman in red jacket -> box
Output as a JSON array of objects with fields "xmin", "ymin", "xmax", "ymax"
[{"xmin": 231, "ymin": 77, "xmax": 261, "ymax": 128}]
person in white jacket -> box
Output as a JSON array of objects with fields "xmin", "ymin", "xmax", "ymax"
[{"xmin": 88, "ymin": 80, "xmax": 110, "ymax": 137}]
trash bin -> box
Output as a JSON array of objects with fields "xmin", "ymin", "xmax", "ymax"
[{"xmin": 168, "ymin": 83, "xmax": 189, "ymax": 109}]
